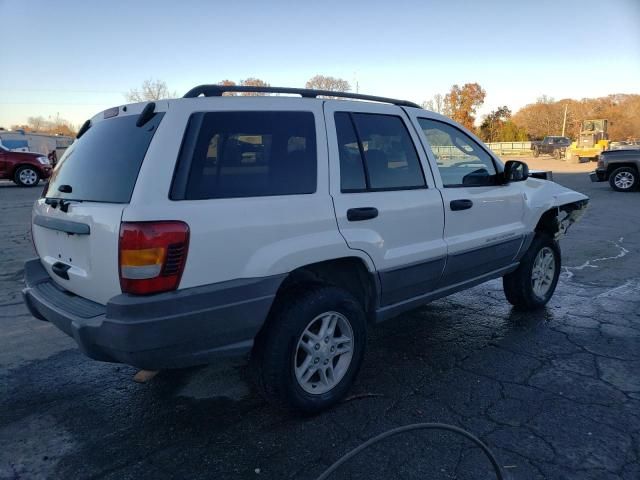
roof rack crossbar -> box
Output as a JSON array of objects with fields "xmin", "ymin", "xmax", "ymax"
[{"xmin": 182, "ymin": 85, "xmax": 421, "ymax": 108}]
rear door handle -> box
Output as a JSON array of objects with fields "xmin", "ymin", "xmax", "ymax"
[
  {"xmin": 450, "ymin": 199, "xmax": 473, "ymax": 211},
  {"xmin": 347, "ymin": 207, "xmax": 379, "ymax": 222}
]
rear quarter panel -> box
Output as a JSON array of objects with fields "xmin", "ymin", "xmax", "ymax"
[{"xmin": 124, "ymin": 98, "xmax": 373, "ymax": 289}]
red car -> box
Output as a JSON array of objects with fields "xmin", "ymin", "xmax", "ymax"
[{"xmin": 0, "ymin": 144, "xmax": 53, "ymax": 187}]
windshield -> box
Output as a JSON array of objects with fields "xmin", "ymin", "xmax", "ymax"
[{"xmin": 46, "ymin": 113, "xmax": 164, "ymax": 203}]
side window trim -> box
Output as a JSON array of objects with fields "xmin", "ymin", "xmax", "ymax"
[
  {"xmin": 347, "ymin": 112, "xmax": 372, "ymax": 192},
  {"xmin": 417, "ymin": 117, "xmax": 500, "ymax": 188},
  {"xmin": 170, "ymin": 113, "xmax": 204, "ymax": 200},
  {"xmin": 337, "ymin": 111, "xmax": 427, "ymax": 193}
]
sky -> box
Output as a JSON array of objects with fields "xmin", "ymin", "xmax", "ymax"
[{"xmin": 0, "ymin": 0, "xmax": 639, "ymax": 128}]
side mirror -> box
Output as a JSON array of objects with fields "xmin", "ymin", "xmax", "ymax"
[{"xmin": 503, "ymin": 160, "xmax": 529, "ymax": 183}]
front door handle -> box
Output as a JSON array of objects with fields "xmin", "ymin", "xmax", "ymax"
[
  {"xmin": 347, "ymin": 207, "xmax": 379, "ymax": 222},
  {"xmin": 450, "ymin": 199, "xmax": 473, "ymax": 211}
]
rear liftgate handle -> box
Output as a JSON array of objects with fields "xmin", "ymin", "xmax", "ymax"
[
  {"xmin": 450, "ymin": 199, "xmax": 473, "ymax": 211},
  {"xmin": 51, "ymin": 262, "xmax": 71, "ymax": 280},
  {"xmin": 347, "ymin": 207, "xmax": 379, "ymax": 222}
]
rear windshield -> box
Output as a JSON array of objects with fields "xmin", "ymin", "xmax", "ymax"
[{"xmin": 46, "ymin": 113, "xmax": 164, "ymax": 203}]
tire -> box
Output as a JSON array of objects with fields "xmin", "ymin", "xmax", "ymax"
[
  {"xmin": 608, "ymin": 167, "xmax": 638, "ymax": 192},
  {"xmin": 503, "ymin": 234, "xmax": 561, "ymax": 310},
  {"xmin": 14, "ymin": 166, "xmax": 40, "ymax": 187},
  {"xmin": 252, "ymin": 285, "xmax": 366, "ymax": 414},
  {"xmin": 533, "ymin": 147, "xmax": 540, "ymax": 158}
]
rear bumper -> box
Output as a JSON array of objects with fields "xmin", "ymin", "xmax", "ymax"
[
  {"xmin": 22, "ymin": 258, "xmax": 284, "ymax": 369},
  {"xmin": 590, "ymin": 169, "xmax": 607, "ymax": 182}
]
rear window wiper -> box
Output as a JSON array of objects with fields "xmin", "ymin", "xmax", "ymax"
[
  {"xmin": 136, "ymin": 102, "xmax": 156, "ymax": 127},
  {"xmin": 77, "ymin": 119, "xmax": 91, "ymax": 139}
]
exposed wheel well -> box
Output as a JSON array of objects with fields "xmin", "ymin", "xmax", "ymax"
[
  {"xmin": 535, "ymin": 208, "xmax": 560, "ymax": 237},
  {"xmin": 535, "ymin": 199, "xmax": 588, "ymax": 239},
  {"xmin": 273, "ymin": 257, "xmax": 377, "ymax": 320}
]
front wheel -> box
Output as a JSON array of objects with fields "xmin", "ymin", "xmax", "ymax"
[
  {"xmin": 503, "ymin": 234, "xmax": 561, "ymax": 310},
  {"xmin": 14, "ymin": 166, "xmax": 40, "ymax": 187},
  {"xmin": 609, "ymin": 167, "xmax": 638, "ymax": 192},
  {"xmin": 252, "ymin": 285, "xmax": 366, "ymax": 413}
]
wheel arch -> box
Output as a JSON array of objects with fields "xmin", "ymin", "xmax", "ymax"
[
  {"xmin": 607, "ymin": 162, "xmax": 638, "ymax": 176},
  {"xmin": 268, "ymin": 256, "xmax": 379, "ymax": 323},
  {"xmin": 534, "ymin": 199, "xmax": 589, "ymax": 240},
  {"xmin": 12, "ymin": 163, "xmax": 43, "ymax": 178}
]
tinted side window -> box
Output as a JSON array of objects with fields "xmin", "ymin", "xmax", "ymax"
[
  {"xmin": 418, "ymin": 118, "xmax": 497, "ymax": 188},
  {"xmin": 181, "ymin": 111, "xmax": 316, "ymax": 199},
  {"xmin": 352, "ymin": 113, "xmax": 425, "ymax": 190},
  {"xmin": 335, "ymin": 112, "xmax": 366, "ymax": 191},
  {"xmin": 334, "ymin": 112, "xmax": 425, "ymax": 192}
]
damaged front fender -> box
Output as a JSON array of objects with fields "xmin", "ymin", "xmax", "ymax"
[
  {"xmin": 556, "ymin": 199, "xmax": 589, "ymax": 239},
  {"xmin": 523, "ymin": 178, "xmax": 589, "ymax": 239}
]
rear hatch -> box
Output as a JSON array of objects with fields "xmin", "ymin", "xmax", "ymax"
[{"xmin": 32, "ymin": 108, "xmax": 164, "ymax": 305}]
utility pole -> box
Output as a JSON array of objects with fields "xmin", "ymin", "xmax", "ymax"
[{"xmin": 562, "ymin": 104, "xmax": 568, "ymax": 137}]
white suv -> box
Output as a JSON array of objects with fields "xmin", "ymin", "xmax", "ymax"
[{"xmin": 23, "ymin": 85, "xmax": 588, "ymax": 412}]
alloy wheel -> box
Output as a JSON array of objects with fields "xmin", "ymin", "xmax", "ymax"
[
  {"xmin": 531, "ymin": 247, "xmax": 556, "ymax": 298},
  {"xmin": 19, "ymin": 168, "xmax": 38, "ymax": 185},
  {"xmin": 294, "ymin": 311, "xmax": 354, "ymax": 395},
  {"xmin": 614, "ymin": 171, "xmax": 635, "ymax": 190}
]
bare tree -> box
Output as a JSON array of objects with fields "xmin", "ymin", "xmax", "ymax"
[
  {"xmin": 305, "ymin": 75, "xmax": 351, "ymax": 95},
  {"xmin": 27, "ymin": 116, "xmax": 45, "ymax": 131},
  {"xmin": 125, "ymin": 79, "xmax": 177, "ymax": 102},
  {"xmin": 421, "ymin": 93, "xmax": 444, "ymax": 113},
  {"xmin": 433, "ymin": 93, "xmax": 444, "ymax": 114},
  {"xmin": 239, "ymin": 77, "xmax": 270, "ymax": 96},
  {"xmin": 19, "ymin": 116, "xmax": 76, "ymax": 136}
]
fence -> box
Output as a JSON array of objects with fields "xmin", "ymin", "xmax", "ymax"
[
  {"xmin": 485, "ymin": 142, "xmax": 533, "ymax": 156},
  {"xmin": 431, "ymin": 142, "xmax": 533, "ymax": 161}
]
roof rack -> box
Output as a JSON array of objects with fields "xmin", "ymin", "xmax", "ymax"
[{"xmin": 182, "ymin": 85, "xmax": 421, "ymax": 108}]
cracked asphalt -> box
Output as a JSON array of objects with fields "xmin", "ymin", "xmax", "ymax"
[{"xmin": 1, "ymin": 166, "xmax": 639, "ymax": 479}]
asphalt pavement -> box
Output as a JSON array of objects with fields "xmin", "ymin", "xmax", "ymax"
[{"xmin": 1, "ymin": 162, "xmax": 639, "ymax": 479}]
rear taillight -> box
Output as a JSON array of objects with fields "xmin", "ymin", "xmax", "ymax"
[{"xmin": 119, "ymin": 221, "xmax": 189, "ymax": 295}]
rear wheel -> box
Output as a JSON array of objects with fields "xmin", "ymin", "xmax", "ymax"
[
  {"xmin": 503, "ymin": 234, "xmax": 561, "ymax": 310},
  {"xmin": 252, "ymin": 285, "xmax": 366, "ymax": 413},
  {"xmin": 609, "ymin": 167, "xmax": 638, "ymax": 192},
  {"xmin": 14, "ymin": 166, "xmax": 40, "ymax": 187}
]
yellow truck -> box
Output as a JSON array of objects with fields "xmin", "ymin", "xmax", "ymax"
[{"xmin": 565, "ymin": 119, "xmax": 609, "ymax": 163}]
